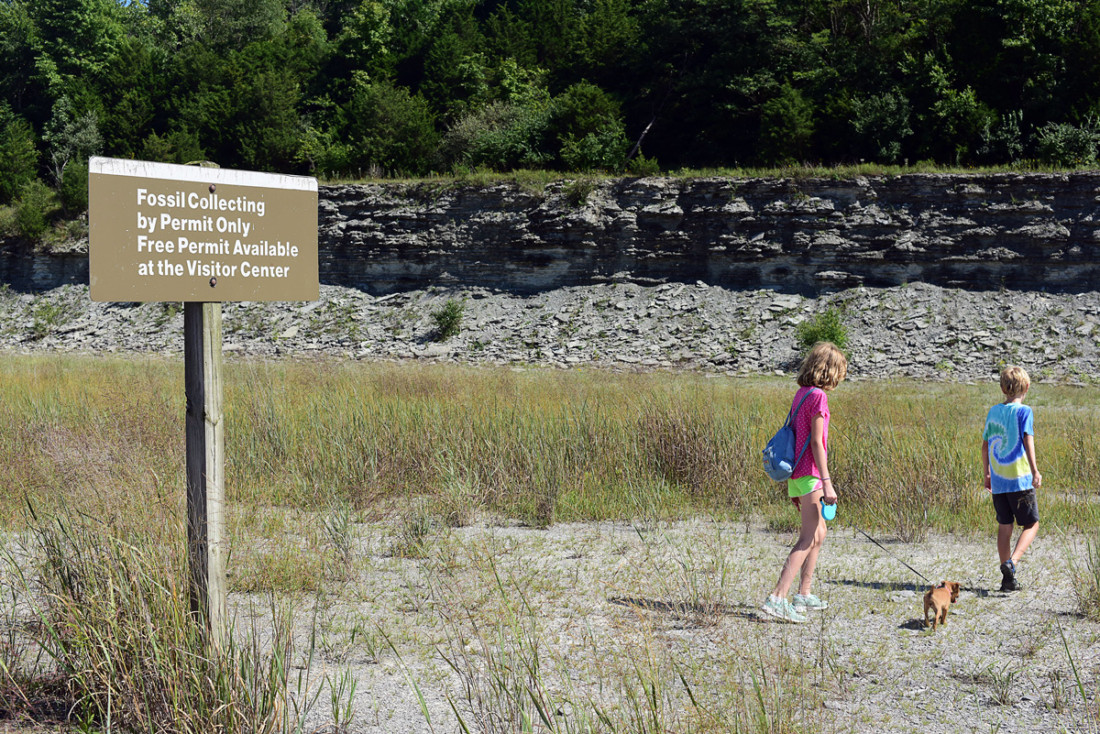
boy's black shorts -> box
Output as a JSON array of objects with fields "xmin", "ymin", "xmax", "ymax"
[{"xmin": 993, "ymin": 489, "xmax": 1039, "ymax": 527}]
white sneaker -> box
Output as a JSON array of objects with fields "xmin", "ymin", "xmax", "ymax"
[
  {"xmin": 791, "ymin": 593, "xmax": 828, "ymax": 612},
  {"xmin": 761, "ymin": 595, "xmax": 807, "ymax": 623}
]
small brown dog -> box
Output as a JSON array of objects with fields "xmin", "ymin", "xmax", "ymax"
[{"xmin": 923, "ymin": 581, "xmax": 961, "ymax": 630}]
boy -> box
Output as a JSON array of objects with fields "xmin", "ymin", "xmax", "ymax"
[{"xmin": 981, "ymin": 365, "xmax": 1042, "ymax": 592}]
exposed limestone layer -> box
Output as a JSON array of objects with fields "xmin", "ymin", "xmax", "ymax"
[{"xmin": 5, "ymin": 173, "xmax": 1100, "ymax": 294}]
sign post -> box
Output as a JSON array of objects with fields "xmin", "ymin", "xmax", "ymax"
[
  {"xmin": 88, "ymin": 157, "xmax": 318, "ymax": 644},
  {"xmin": 184, "ymin": 301, "xmax": 225, "ymax": 639}
]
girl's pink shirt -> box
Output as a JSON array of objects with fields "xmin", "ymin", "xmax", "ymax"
[{"xmin": 790, "ymin": 385, "xmax": 829, "ymax": 479}]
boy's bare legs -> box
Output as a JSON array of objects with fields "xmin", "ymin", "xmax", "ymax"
[
  {"xmin": 998, "ymin": 522, "xmax": 1039, "ymax": 564},
  {"xmin": 997, "ymin": 523, "xmax": 1014, "ymax": 563},
  {"xmin": 1011, "ymin": 522, "xmax": 1038, "ymax": 564},
  {"xmin": 772, "ymin": 490, "xmax": 827, "ymax": 598}
]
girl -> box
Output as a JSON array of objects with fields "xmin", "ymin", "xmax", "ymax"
[{"xmin": 762, "ymin": 341, "xmax": 847, "ymax": 623}]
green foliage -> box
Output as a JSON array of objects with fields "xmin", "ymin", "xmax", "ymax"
[
  {"xmin": 431, "ymin": 298, "xmax": 465, "ymax": 341},
  {"xmin": 191, "ymin": 0, "xmax": 287, "ymax": 49},
  {"xmin": 141, "ymin": 129, "xmax": 205, "ymax": 165},
  {"xmin": 14, "ymin": 179, "xmax": 56, "ymax": 241},
  {"xmin": 9, "ymin": 0, "xmax": 1100, "ymax": 176},
  {"xmin": 1035, "ymin": 118, "xmax": 1100, "ymax": 167},
  {"xmin": 795, "ymin": 308, "xmax": 849, "ymax": 355},
  {"xmin": 626, "ymin": 152, "xmax": 661, "ymax": 177},
  {"xmin": 26, "ymin": 0, "xmax": 128, "ymax": 96},
  {"xmin": 758, "ymin": 85, "xmax": 815, "ymax": 166},
  {"xmin": 441, "ymin": 101, "xmax": 552, "ymax": 171},
  {"xmin": 0, "ymin": 104, "xmax": 37, "ymax": 204},
  {"xmin": 58, "ymin": 156, "xmax": 88, "ymax": 214},
  {"xmin": 42, "ymin": 96, "xmax": 102, "ymax": 185},
  {"xmin": 551, "ymin": 82, "xmax": 629, "ymax": 171},
  {"xmin": 342, "ymin": 78, "xmax": 439, "ymax": 176},
  {"xmin": 336, "ymin": 0, "xmax": 394, "ymax": 80},
  {"xmin": 978, "ymin": 111, "xmax": 1025, "ymax": 164},
  {"xmin": 851, "ymin": 92, "xmax": 912, "ymax": 164}
]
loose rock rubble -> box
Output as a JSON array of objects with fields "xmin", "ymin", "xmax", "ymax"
[{"xmin": 1, "ymin": 281, "xmax": 1097, "ymax": 382}]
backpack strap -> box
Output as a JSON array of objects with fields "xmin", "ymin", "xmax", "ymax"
[{"xmin": 787, "ymin": 387, "xmax": 819, "ymax": 471}]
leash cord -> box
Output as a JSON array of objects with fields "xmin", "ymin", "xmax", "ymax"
[{"xmin": 854, "ymin": 527, "xmax": 932, "ymax": 584}]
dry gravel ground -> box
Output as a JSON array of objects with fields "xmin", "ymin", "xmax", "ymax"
[{"xmin": 259, "ymin": 515, "xmax": 1100, "ymax": 734}]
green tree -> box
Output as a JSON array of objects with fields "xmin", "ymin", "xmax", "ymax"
[
  {"xmin": 551, "ymin": 82, "xmax": 629, "ymax": 171},
  {"xmin": 629, "ymin": 0, "xmax": 803, "ymax": 168},
  {"xmin": 342, "ymin": 77, "xmax": 439, "ymax": 175},
  {"xmin": 850, "ymin": 91, "xmax": 912, "ymax": 164},
  {"xmin": 0, "ymin": 1, "xmax": 41, "ymax": 116},
  {"xmin": 14, "ymin": 179, "xmax": 56, "ymax": 240},
  {"xmin": 26, "ymin": 0, "xmax": 127, "ymax": 98},
  {"xmin": 0, "ymin": 104, "xmax": 38, "ymax": 204},
  {"xmin": 99, "ymin": 36, "xmax": 166, "ymax": 158},
  {"xmin": 569, "ymin": 0, "xmax": 639, "ymax": 84},
  {"xmin": 42, "ymin": 95, "xmax": 102, "ymax": 185},
  {"xmin": 420, "ymin": 6, "xmax": 489, "ymax": 120},
  {"xmin": 758, "ymin": 84, "xmax": 815, "ymax": 165},
  {"xmin": 336, "ymin": 1, "xmax": 395, "ymax": 81},
  {"xmin": 485, "ymin": 0, "xmax": 578, "ymax": 77},
  {"xmin": 191, "ymin": 0, "xmax": 287, "ymax": 48}
]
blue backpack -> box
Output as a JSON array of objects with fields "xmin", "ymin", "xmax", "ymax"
[{"xmin": 762, "ymin": 388, "xmax": 818, "ymax": 481}]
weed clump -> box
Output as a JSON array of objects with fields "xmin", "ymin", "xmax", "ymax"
[
  {"xmin": 431, "ymin": 298, "xmax": 465, "ymax": 341},
  {"xmin": 1070, "ymin": 537, "xmax": 1100, "ymax": 621},
  {"xmin": 795, "ymin": 306, "xmax": 849, "ymax": 354}
]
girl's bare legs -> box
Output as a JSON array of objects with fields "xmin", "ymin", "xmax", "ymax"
[{"xmin": 771, "ymin": 488, "xmax": 827, "ymax": 598}]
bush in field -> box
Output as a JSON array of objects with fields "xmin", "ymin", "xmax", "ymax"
[
  {"xmin": 1070, "ymin": 537, "xmax": 1100, "ymax": 621},
  {"xmin": 795, "ymin": 307, "xmax": 849, "ymax": 354}
]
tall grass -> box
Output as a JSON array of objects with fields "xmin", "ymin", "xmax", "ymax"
[
  {"xmin": 1, "ymin": 507, "xmax": 344, "ymax": 732},
  {"xmin": 2, "ymin": 355, "xmax": 1099, "ymax": 537}
]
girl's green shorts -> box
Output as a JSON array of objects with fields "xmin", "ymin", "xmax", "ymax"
[{"xmin": 787, "ymin": 475, "xmax": 822, "ymax": 498}]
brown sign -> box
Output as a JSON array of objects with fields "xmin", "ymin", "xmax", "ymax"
[{"xmin": 89, "ymin": 157, "xmax": 318, "ymax": 302}]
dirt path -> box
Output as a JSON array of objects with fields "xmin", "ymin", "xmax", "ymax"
[{"xmin": 274, "ymin": 517, "xmax": 1100, "ymax": 733}]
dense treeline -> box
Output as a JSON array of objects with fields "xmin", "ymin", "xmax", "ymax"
[{"xmin": 3, "ymin": 0, "xmax": 1100, "ymax": 226}]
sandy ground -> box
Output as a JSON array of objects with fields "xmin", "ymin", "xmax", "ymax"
[{"xmin": 240, "ymin": 515, "xmax": 1100, "ymax": 734}]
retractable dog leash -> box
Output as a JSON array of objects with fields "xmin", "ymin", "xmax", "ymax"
[{"xmin": 853, "ymin": 527, "xmax": 932, "ymax": 584}]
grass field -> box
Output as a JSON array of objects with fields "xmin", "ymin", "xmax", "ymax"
[
  {"xmin": 3, "ymin": 355, "xmax": 1099, "ymax": 535},
  {"xmin": 2, "ymin": 354, "xmax": 1099, "ymax": 732}
]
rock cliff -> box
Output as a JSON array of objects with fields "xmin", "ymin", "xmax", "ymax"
[
  {"xmin": 3, "ymin": 173, "xmax": 1100, "ymax": 294},
  {"xmin": 317, "ymin": 173, "xmax": 1100, "ymax": 295}
]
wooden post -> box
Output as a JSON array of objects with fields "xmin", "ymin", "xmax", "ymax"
[{"xmin": 185, "ymin": 301, "xmax": 226, "ymax": 646}]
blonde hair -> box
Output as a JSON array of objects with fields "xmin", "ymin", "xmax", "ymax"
[
  {"xmin": 797, "ymin": 342, "xmax": 848, "ymax": 390},
  {"xmin": 1000, "ymin": 365, "xmax": 1030, "ymax": 399}
]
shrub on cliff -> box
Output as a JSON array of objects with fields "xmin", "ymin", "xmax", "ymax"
[{"xmin": 1035, "ymin": 118, "xmax": 1100, "ymax": 167}]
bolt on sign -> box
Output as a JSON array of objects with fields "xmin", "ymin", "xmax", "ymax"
[{"xmin": 89, "ymin": 157, "xmax": 318, "ymax": 302}]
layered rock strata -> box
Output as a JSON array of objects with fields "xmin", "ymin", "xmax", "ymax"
[{"xmin": 3, "ymin": 173, "xmax": 1100, "ymax": 295}]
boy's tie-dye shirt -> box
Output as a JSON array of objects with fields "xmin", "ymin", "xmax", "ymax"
[{"xmin": 982, "ymin": 402, "xmax": 1035, "ymax": 494}]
